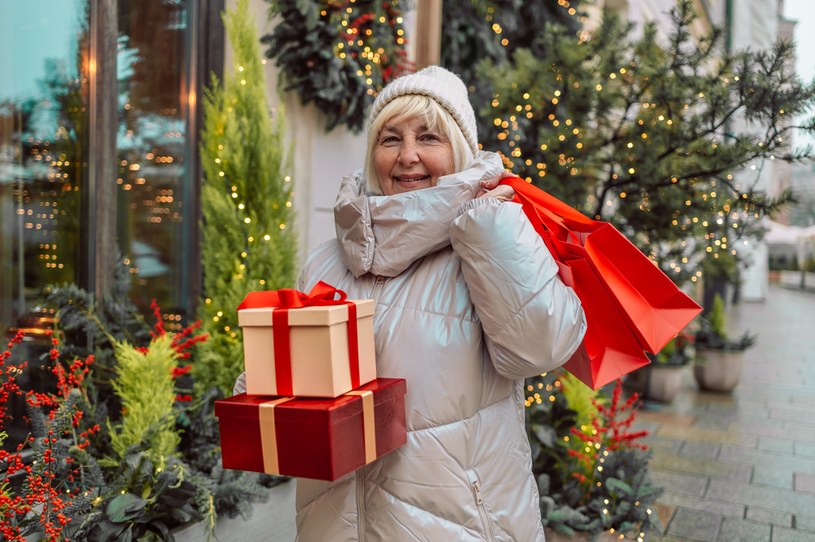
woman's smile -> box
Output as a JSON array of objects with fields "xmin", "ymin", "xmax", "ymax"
[{"xmin": 373, "ymin": 116, "xmax": 454, "ymax": 196}]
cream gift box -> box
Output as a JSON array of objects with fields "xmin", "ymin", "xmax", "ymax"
[{"xmin": 238, "ymin": 292, "xmax": 376, "ymax": 398}]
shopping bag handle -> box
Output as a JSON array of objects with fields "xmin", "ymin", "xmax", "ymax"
[
  {"xmin": 499, "ymin": 176, "xmax": 586, "ymax": 252},
  {"xmin": 499, "ymin": 176, "xmax": 595, "ymax": 228},
  {"xmin": 497, "ymin": 178, "xmax": 565, "ymax": 258}
]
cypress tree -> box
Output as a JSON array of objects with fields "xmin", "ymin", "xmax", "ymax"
[{"xmin": 195, "ymin": 0, "xmax": 297, "ymax": 396}]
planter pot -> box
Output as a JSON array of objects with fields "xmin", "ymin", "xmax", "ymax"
[
  {"xmin": 173, "ymin": 478, "xmax": 296, "ymax": 542},
  {"xmin": 693, "ymin": 348, "xmax": 744, "ymax": 392},
  {"xmin": 644, "ymin": 364, "xmax": 687, "ymax": 402},
  {"xmin": 623, "ymin": 364, "xmax": 688, "ymax": 403}
]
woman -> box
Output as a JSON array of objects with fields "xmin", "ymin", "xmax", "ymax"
[{"xmin": 239, "ymin": 66, "xmax": 586, "ymax": 541}]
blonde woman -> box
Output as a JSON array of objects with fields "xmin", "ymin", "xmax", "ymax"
[{"xmin": 237, "ymin": 66, "xmax": 586, "ymax": 541}]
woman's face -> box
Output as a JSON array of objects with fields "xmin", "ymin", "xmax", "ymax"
[{"xmin": 373, "ymin": 116, "xmax": 455, "ymax": 196}]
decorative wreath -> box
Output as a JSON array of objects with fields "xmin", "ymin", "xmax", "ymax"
[{"xmin": 262, "ymin": 0, "xmax": 413, "ymax": 133}]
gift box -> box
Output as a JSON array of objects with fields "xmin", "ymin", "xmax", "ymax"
[
  {"xmin": 215, "ymin": 378, "xmax": 407, "ymax": 481},
  {"xmin": 238, "ymin": 283, "xmax": 377, "ymax": 397}
]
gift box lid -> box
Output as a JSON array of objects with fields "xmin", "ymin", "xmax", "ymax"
[
  {"xmin": 214, "ymin": 378, "xmax": 406, "ymax": 423},
  {"xmin": 238, "ymin": 299, "xmax": 374, "ymax": 327}
]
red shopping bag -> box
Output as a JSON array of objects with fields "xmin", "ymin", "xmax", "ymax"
[
  {"xmin": 557, "ymin": 258, "xmax": 651, "ymax": 390},
  {"xmin": 501, "ymin": 177, "xmax": 701, "ymax": 354}
]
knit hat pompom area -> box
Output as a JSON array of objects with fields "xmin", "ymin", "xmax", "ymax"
[{"xmin": 368, "ymin": 66, "xmax": 478, "ymax": 156}]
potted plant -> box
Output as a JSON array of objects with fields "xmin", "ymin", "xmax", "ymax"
[
  {"xmin": 526, "ymin": 373, "xmax": 664, "ymax": 540},
  {"xmin": 624, "ymin": 332, "xmax": 694, "ymax": 403},
  {"xmin": 0, "ymin": 267, "xmax": 283, "ymax": 541},
  {"xmin": 693, "ymin": 293, "xmax": 756, "ymax": 392}
]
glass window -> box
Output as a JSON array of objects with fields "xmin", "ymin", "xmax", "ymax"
[
  {"xmin": 1, "ymin": 0, "xmax": 204, "ymax": 336},
  {"xmin": 116, "ymin": 0, "xmax": 192, "ymax": 324},
  {"xmin": 0, "ymin": 0, "xmax": 89, "ymax": 338},
  {"xmin": 0, "ymin": 0, "xmax": 89, "ymax": 449},
  {"xmin": 1, "ymin": 0, "xmax": 214, "ymax": 448}
]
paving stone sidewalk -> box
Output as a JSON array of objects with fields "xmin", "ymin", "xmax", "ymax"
[{"xmin": 634, "ymin": 283, "xmax": 815, "ymax": 542}]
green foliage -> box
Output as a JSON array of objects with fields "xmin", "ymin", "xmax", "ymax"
[
  {"xmin": 196, "ymin": 0, "xmax": 298, "ymax": 396},
  {"xmin": 652, "ymin": 331, "xmax": 695, "ymax": 366},
  {"xmin": 700, "ymin": 249, "xmax": 740, "ymax": 284},
  {"xmin": 540, "ymin": 448, "xmax": 663, "ymax": 538},
  {"xmin": 526, "ymin": 376, "xmax": 663, "ymax": 538},
  {"xmin": 46, "ymin": 255, "xmax": 152, "ymax": 375},
  {"xmin": 73, "ymin": 457, "xmax": 203, "ymax": 541},
  {"xmin": 261, "ymin": 0, "xmax": 411, "ymax": 132},
  {"xmin": 695, "ymin": 293, "xmax": 757, "ymax": 352},
  {"xmin": 441, "ymin": 0, "xmax": 585, "ymax": 139},
  {"xmin": 526, "ymin": 374, "xmax": 578, "ymax": 483},
  {"xmin": 107, "ymin": 335, "xmax": 180, "ymax": 469},
  {"xmin": 450, "ymin": 0, "xmax": 813, "ymax": 286},
  {"xmin": 2, "ymin": 256, "xmax": 282, "ymax": 539},
  {"xmin": 709, "ymin": 294, "xmax": 728, "ymax": 339},
  {"xmin": 0, "ymin": 302, "xmax": 211, "ymax": 540},
  {"xmin": 43, "ymin": 258, "xmax": 154, "ymax": 465},
  {"xmin": 558, "ymin": 371, "xmax": 601, "ymax": 428}
]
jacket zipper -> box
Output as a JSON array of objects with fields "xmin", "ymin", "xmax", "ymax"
[
  {"xmin": 370, "ymin": 275, "xmax": 385, "ymax": 300},
  {"xmin": 357, "ymin": 275, "xmax": 382, "ymax": 541},
  {"xmin": 468, "ymin": 471, "xmax": 497, "ymax": 542},
  {"xmin": 356, "ymin": 469, "xmax": 366, "ymax": 541}
]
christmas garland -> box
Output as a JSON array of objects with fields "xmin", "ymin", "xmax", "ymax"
[{"xmin": 262, "ymin": 0, "xmax": 412, "ymax": 133}]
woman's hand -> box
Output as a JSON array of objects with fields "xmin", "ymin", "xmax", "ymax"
[{"xmin": 476, "ymin": 171, "xmax": 516, "ymax": 202}]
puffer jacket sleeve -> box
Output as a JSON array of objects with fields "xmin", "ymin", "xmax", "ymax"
[{"xmin": 450, "ymin": 197, "xmax": 586, "ymax": 380}]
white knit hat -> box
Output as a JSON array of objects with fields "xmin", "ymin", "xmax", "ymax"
[{"xmin": 368, "ymin": 66, "xmax": 478, "ymax": 155}]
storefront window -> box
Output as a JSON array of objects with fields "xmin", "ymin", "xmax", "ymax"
[
  {"xmin": 0, "ymin": 0, "xmax": 89, "ymax": 337},
  {"xmin": 1, "ymin": 0, "xmax": 216, "ymax": 447},
  {"xmin": 117, "ymin": 1, "xmax": 192, "ymax": 325},
  {"xmin": 1, "ymin": 0, "xmax": 208, "ymax": 337}
]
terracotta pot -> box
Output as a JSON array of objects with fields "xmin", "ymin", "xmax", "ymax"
[{"xmin": 693, "ymin": 347, "xmax": 744, "ymax": 392}]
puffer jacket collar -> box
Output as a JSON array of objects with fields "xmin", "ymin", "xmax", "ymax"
[{"xmin": 334, "ymin": 151, "xmax": 505, "ymax": 277}]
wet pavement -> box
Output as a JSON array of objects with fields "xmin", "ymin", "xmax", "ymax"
[{"xmin": 634, "ymin": 283, "xmax": 815, "ymax": 541}]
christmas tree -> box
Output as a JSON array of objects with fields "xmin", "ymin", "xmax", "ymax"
[
  {"xmin": 441, "ymin": 0, "xmax": 584, "ymax": 131},
  {"xmin": 444, "ymin": 0, "xmax": 815, "ymax": 287},
  {"xmin": 195, "ymin": 0, "xmax": 297, "ymax": 396}
]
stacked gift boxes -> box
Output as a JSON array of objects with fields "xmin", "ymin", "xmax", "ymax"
[{"xmin": 215, "ymin": 284, "xmax": 407, "ymax": 481}]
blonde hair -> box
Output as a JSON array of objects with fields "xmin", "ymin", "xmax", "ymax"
[{"xmin": 364, "ymin": 95, "xmax": 475, "ymax": 195}]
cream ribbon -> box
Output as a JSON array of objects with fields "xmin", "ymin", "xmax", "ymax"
[
  {"xmin": 258, "ymin": 391, "xmax": 376, "ymax": 474},
  {"xmin": 346, "ymin": 389, "xmax": 377, "ymax": 464},
  {"xmin": 258, "ymin": 397, "xmax": 293, "ymax": 474}
]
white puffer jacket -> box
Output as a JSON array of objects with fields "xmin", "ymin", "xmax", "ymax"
[{"xmin": 244, "ymin": 152, "xmax": 586, "ymax": 541}]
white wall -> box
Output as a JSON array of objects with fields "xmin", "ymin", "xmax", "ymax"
[
  {"xmin": 729, "ymin": 0, "xmax": 782, "ymax": 301},
  {"xmin": 587, "ymin": 0, "xmax": 725, "ymax": 38}
]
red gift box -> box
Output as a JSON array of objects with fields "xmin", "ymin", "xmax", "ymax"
[{"xmin": 215, "ymin": 378, "xmax": 407, "ymax": 481}]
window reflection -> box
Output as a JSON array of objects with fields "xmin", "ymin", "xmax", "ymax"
[
  {"xmin": 0, "ymin": 0, "xmax": 89, "ymax": 449},
  {"xmin": 117, "ymin": 0, "xmax": 188, "ymax": 328},
  {"xmin": 0, "ymin": 0, "xmax": 89, "ymax": 337}
]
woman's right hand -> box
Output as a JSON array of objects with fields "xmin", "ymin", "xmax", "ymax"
[{"xmin": 476, "ymin": 171, "xmax": 516, "ymax": 201}]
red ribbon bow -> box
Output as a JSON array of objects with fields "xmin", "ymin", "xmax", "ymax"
[
  {"xmin": 238, "ymin": 282, "xmax": 360, "ymax": 395},
  {"xmin": 238, "ymin": 281, "xmax": 349, "ymax": 311}
]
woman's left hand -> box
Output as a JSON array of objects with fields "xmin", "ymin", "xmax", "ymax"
[{"xmin": 476, "ymin": 171, "xmax": 516, "ymax": 202}]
